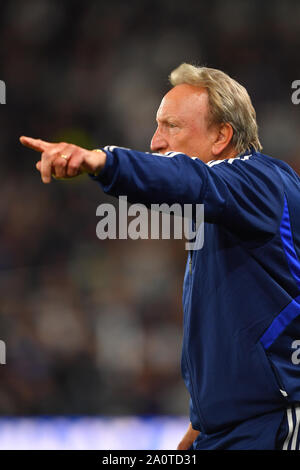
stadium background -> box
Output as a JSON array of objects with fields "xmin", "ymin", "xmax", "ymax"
[{"xmin": 0, "ymin": 0, "xmax": 299, "ymax": 449}]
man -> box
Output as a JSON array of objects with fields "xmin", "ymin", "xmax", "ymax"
[{"xmin": 20, "ymin": 63, "xmax": 300, "ymax": 450}]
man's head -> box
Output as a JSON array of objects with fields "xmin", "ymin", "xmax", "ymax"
[{"xmin": 151, "ymin": 63, "xmax": 262, "ymax": 163}]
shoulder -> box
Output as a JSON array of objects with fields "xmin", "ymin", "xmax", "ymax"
[
  {"xmin": 206, "ymin": 150, "xmax": 253, "ymax": 168},
  {"xmin": 206, "ymin": 150, "xmax": 288, "ymax": 183},
  {"xmin": 204, "ymin": 150, "xmax": 290, "ymax": 205}
]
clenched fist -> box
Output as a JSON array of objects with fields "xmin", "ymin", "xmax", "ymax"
[{"xmin": 20, "ymin": 136, "xmax": 107, "ymax": 183}]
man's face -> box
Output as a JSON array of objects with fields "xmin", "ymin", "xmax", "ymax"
[{"xmin": 150, "ymin": 84, "xmax": 218, "ymax": 163}]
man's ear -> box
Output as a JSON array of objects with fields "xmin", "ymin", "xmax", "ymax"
[{"xmin": 211, "ymin": 123, "xmax": 233, "ymax": 156}]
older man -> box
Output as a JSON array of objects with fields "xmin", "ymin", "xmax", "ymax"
[{"xmin": 20, "ymin": 63, "xmax": 300, "ymax": 450}]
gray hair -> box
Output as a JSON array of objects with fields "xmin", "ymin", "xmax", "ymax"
[{"xmin": 169, "ymin": 63, "xmax": 262, "ymax": 153}]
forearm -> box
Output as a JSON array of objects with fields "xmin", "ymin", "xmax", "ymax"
[{"xmin": 91, "ymin": 146, "xmax": 208, "ymax": 207}]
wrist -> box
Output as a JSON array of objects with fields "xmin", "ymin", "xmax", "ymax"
[{"xmin": 92, "ymin": 149, "xmax": 106, "ymax": 176}]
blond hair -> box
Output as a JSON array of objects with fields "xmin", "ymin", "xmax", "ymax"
[{"xmin": 169, "ymin": 63, "xmax": 262, "ymax": 153}]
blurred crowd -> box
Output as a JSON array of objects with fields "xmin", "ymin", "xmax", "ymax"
[{"xmin": 0, "ymin": 0, "xmax": 299, "ymax": 416}]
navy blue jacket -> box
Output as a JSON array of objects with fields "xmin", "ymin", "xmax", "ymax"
[{"xmin": 91, "ymin": 146, "xmax": 300, "ymax": 434}]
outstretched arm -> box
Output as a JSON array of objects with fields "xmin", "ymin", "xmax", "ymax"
[{"xmin": 21, "ymin": 138, "xmax": 282, "ymax": 242}]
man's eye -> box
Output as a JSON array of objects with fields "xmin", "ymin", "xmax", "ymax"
[{"xmin": 168, "ymin": 123, "xmax": 177, "ymax": 128}]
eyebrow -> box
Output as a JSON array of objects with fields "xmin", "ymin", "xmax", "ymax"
[{"xmin": 156, "ymin": 115, "xmax": 181, "ymax": 124}]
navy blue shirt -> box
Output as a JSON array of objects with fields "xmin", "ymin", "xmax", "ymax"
[{"xmin": 91, "ymin": 147, "xmax": 300, "ymax": 434}]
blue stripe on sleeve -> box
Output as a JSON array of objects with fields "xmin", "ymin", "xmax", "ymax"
[
  {"xmin": 260, "ymin": 196, "xmax": 300, "ymax": 350},
  {"xmin": 280, "ymin": 196, "xmax": 300, "ymax": 289},
  {"xmin": 260, "ymin": 295, "xmax": 300, "ymax": 350}
]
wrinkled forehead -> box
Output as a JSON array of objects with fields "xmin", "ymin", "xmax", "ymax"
[{"xmin": 156, "ymin": 84, "xmax": 209, "ymax": 122}]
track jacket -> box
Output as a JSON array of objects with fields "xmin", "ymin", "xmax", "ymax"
[{"xmin": 91, "ymin": 146, "xmax": 300, "ymax": 434}]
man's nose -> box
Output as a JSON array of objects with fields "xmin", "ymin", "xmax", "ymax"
[{"xmin": 150, "ymin": 128, "xmax": 168, "ymax": 153}]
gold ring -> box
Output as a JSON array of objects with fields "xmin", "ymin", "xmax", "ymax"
[{"xmin": 60, "ymin": 154, "xmax": 69, "ymax": 160}]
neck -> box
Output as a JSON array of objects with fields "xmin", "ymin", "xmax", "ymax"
[{"xmin": 215, "ymin": 145, "xmax": 238, "ymax": 161}]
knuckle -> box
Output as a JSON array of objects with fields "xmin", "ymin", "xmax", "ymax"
[
  {"xmin": 41, "ymin": 151, "xmax": 51, "ymax": 160},
  {"xmin": 68, "ymin": 160, "xmax": 78, "ymax": 170},
  {"xmin": 62, "ymin": 142, "xmax": 72, "ymax": 149},
  {"xmin": 56, "ymin": 158, "xmax": 67, "ymax": 167},
  {"xmin": 69, "ymin": 144, "xmax": 77, "ymax": 153}
]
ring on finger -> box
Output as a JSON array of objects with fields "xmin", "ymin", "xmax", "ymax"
[{"xmin": 60, "ymin": 154, "xmax": 69, "ymax": 160}]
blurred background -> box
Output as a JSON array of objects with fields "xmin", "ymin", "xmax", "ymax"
[{"xmin": 0, "ymin": 0, "xmax": 299, "ymax": 449}]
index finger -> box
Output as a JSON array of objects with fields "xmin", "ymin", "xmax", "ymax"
[{"xmin": 19, "ymin": 136, "xmax": 52, "ymax": 153}]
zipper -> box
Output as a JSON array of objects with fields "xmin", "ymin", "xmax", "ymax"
[
  {"xmin": 189, "ymin": 250, "xmax": 193, "ymax": 275},
  {"xmin": 183, "ymin": 249, "xmax": 206, "ymax": 432}
]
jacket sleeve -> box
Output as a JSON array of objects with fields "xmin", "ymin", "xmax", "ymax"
[
  {"xmin": 90, "ymin": 146, "xmax": 284, "ymax": 243},
  {"xmin": 90, "ymin": 146, "xmax": 208, "ymax": 206}
]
